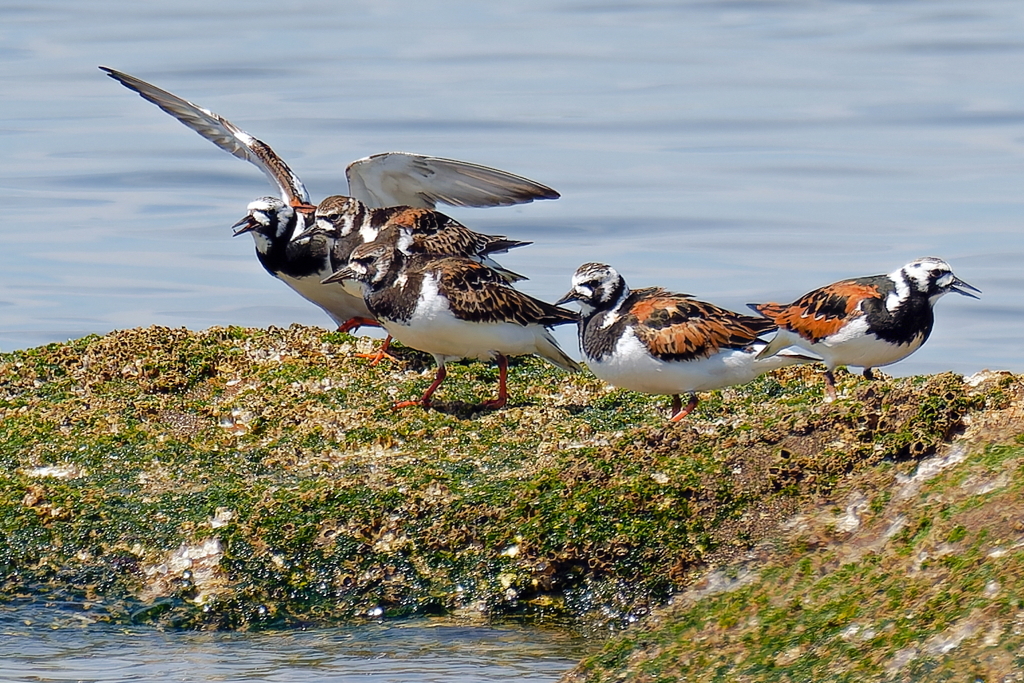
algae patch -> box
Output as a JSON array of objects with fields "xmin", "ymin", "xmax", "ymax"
[
  {"xmin": 564, "ymin": 374, "xmax": 1024, "ymax": 681},
  {"xmin": 0, "ymin": 325, "xmax": 1012, "ymax": 634}
]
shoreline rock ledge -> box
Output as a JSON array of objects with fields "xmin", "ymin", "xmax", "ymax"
[{"xmin": 1, "ymin": 326, "xmax": 1021, "ymax": 680}]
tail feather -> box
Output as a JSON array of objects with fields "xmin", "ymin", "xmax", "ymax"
[
  {"xmin": 752, "ymin": 342, "xmax": 819, "ymax": 370},
  {"xmin": 535, "ymin": 330, "xmax": 582, "ymax": 373},
  {"xmin": 481, "ymin": 238, "xmax": 532, "ymax": 256},
  {"xmin": 754, "ymin": 331, "xmax": 795, "ymax": 361}
]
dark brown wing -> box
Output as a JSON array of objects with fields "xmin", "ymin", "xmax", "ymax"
[
  {"xmin": 752, "ymin": 279, "xmax": 883, "ymax": 343},
  {"xmin": 386, "ymin": 208, "xmax": 530, "ymax": 257},
  {"xmin": 431, "ymin": 257, "xmax": 575, "ymax": 327},
  {"xmin": 630, "ymin": 288, "xmax": 776, "ymax": 362}
]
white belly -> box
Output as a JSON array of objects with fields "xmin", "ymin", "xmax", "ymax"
[
  {"xmin": 380, "ymin": 282, "xmax": 547, "ymax": 362},
  {"xmin": 778, "ymin": 320, "xmax": 924, "ymax": 370},
  {"xmin": 277, "ymin": 272, "xmax": 371, "ymax": 327},
  {"xmin": 589, "ymin": 331, "xmax": 799, "ymax": 395}
]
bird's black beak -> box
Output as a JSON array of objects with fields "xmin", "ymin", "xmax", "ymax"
[
  {"xmin": 555, "ymin": 290, "xmax": 579, "ymax": 306},
  {"xmin": 293, "ymin": 222, "xmax": 320, "ymax": 242},
  {"xmin": 950, "ymin": 276, "xmax": 981, "ymax": 299},
  {"xmin": 322, "ymin": 267, "xmax": 355, "ymax": 285},
  {"xmin": 231, "ymin": 215, "xmax": 258, "ymax": 236}
]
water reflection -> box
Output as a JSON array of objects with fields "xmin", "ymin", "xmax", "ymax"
[{"xmin": 0, "ymin": 605, "xmax": 585, "ymax": 683}]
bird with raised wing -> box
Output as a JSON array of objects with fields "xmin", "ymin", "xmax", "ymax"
[{"xmin": 101, "ymin": 66, "xmax": 557, "ymax": 333}]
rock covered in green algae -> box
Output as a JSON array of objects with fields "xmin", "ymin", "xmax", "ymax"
[
  {"xmin": 563, "ymin": 371, "xmax": 1024, "ymax": 682},
  {"xmin": 0, "ymin": 325, "xmax": 1011, "ymax": 635}
]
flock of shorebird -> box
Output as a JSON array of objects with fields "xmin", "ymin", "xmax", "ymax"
[{"xmin": 102, "ymin": 67, "xmax": 980, "ymax": 420}]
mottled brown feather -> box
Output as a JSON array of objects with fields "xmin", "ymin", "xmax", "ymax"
[
  {"xmin": 754, "ymin": 280, "xmax": 882, "ymax": 342},
  {"xmin": 433, "ymin": 258, "xmax": 575, "ymax": 327},
  {"xmin": 630, "ymin": 289, "xmax": 775, "ymax": 361}
]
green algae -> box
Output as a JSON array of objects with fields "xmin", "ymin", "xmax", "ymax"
[
  {"xmin": 0, "ymin": 325, "xmax": 1014, "ymax": 645},
  {"xmin": 564, "ymin": 398, "xmax": 1024, "ymax": 682}
]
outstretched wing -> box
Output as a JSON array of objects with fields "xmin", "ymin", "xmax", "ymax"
[
  {"xmin": 750, "ymin": 279, "xmax": 884, "ymax": 343},
  {"xmin": 347, "ymin": 153, "xmax": 560, "ymax": 209},
  {"xmin": 433, "ymin": 258, "xmax": 575, "ymax": 327},
  {"xmin": 631, "ymin": 289, "xmax": 777, "ymax": 362},
  {"xmin": 100, "ymin": 66, "xmax": 310, "ymax": 207}
]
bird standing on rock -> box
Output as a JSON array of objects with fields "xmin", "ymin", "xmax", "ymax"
[
  {"xmin": 558, "ymin": 263, "xmax": 816, "ymax": 420},
  {"xmin": 749, "ymin": 257, "xmax": 980, "ymax": 401},
  {"xmin": 326, "ymin": 240, "xmax": 580, "ymax": 411}
]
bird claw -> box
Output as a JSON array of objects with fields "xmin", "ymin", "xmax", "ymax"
[{"xmin": 354, "ymin": 350, "xmax": 400, "ymax": 366}]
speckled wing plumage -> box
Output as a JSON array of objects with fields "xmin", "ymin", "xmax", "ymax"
[
  {"xmin": 100, "ymin": 66, "xmax": 311, "ymax": 208},
  {"xmin": 347, "ymin": 153, "xmax": 560, "ymax": 209},
  {"xmin": 385, "ymin": 208, "xmax": 530, "ymax": 257},
  {"xmin": 630, "ymin": 288, "xmax": 777, "ymax": 362},
  {"xmin": 431, "ymin": 258, "xmax": 577, "ymax": 327},
  {"xmin": 752, "ymin": 277, "xmax": 890, "ymax": 343}
]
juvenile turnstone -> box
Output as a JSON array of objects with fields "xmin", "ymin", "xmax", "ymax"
[
  {"xmin": 298, "ymin": 198, "xmax": 533, "ymax": 362},
  {"xmin": 557, "ymin": 263, "xmax": 816, "ymax": 421},
  {"xmin": 101, "ymin": 67, "xmax": 558, "ymax": 330},
  {"xmin": 325, "ymin": 242, "xmax": 581, "ymax": 410},
  {"xmin": 749, "ymin": 257, "xmax": 980, "ymax": 401}
]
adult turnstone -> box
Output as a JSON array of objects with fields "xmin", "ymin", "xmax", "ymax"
[
  {"xmin": 100, "ymin": 67, "xmax": 558, "ymax": 331},
  {"xmin": 325, "ymin": 241, "xmax": 581, "ymax": 410},
  {"xmin": 557, "ymin": 263, "xmax": 816, "ymax": 421},
  {"xmin": 749, "ymin": 257, "xmax": 980, "ymax": 401}
]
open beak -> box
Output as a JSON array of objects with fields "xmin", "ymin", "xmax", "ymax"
[
  {"xmin": 322, "ymin": 267, "xmax": 355, "ymax": 285},
  {"xmin": 231, "ymin": 215, "xmax": 258, "ymax": 236},
  {"xmin": 950, "ymin": 276, "xmax": 981, "ymax": 299}
]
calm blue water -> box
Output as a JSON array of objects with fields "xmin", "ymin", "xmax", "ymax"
[
  {"xmin": 1, "ymin": 0, "xmax": 1022, "ymax": 376},
  {"xmin": 0, "ymin": 604, "xmax": 585, "ymax": 682}
]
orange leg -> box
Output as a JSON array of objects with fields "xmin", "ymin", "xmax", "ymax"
[
  {"xmin": 480, "ymin": 354, "xmax": 509, "ymax": 409},
  {"xmin": 337, "ymin": 317, "xmax": 379, "ymax": 334},
  {"xmin": 393, "ymin": 364, "xmax": 447, "ymax": 410},
  {"xmin": 669, "ymin": 393, "xmax": 699, "ymax": 421},
  {"xmin": 354, "ymin": 335, "xmax": 399, "ymax": 365}
]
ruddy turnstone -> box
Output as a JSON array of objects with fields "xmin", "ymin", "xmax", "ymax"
[
  {"xmin": 557, "ymin": 263, "xmax": 816, "ymax": 421},
  {"xmin": 301, "ymin": 200, "xmax": 531, "ymax": 282},
  {"xmin": 749, "ymin": 257, "xmax": 980, "ymax": 401},
  {"xmin": 325, "ymin": 242, "xmax": 581, "ymax": 410},
  {"xmin": 100, "ymin": 67, "xmax": 557, "ymax": 331},
  {"xmin": 298, "ymin": 198, "xmax": 533, "ymax": 362}
]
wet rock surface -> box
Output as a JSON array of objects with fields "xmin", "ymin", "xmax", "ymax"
[{"xmin": 0, "ymin": 326, "xmax": 1019, "ymax": 679}]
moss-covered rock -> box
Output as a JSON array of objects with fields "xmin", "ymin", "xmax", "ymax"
[
  {"xmin": 564, "ymin": 372, "xmax": 1024, "ymax": 681},
  {"xmin": 0, "ymin": 325, "xmax": 1015, "ymax": 646}
]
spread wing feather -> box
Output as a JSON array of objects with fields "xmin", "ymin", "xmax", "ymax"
[
  {"xmin": 100, "ymin": 66, "xmax": 310, "ymax": 207},
  {"xmin": 347, "ymin": 153, "xmax": 560, "ymax": 209}
]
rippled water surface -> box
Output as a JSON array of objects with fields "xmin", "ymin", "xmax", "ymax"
[
  {"xmin": 1, "ymin": 0, "xmax": 1022, "ymax": 375},
  {"xmin": 0, "ymin": 605, "xmax": 585, "ymax": 683}
]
